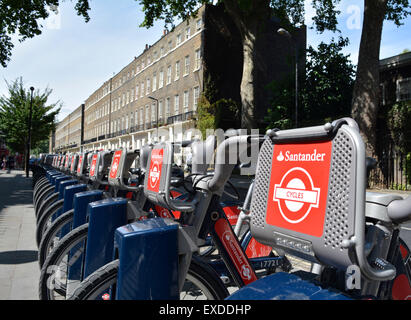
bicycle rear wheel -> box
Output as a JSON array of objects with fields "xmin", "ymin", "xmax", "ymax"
[
  {"xmin": 39, "ymin": 223, "xmax": 89, "ymax": 300},
  {"xmin": 38, "ymin": 209, "xmax": 74, "ymax": 268}
]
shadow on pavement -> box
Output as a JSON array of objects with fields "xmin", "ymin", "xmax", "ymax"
[
  {"xmin": 0, "ymin": 171, "xmax": 33, "ymax": 214},
  {"xmin": 0, "ymin": 250, "xmax": 38, "ymax": 264}
]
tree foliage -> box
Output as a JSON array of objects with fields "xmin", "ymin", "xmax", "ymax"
[
  {"xmin": 265, "ymin": 37, "xmax": 355, "ymax": 129},
  {"xmin": 0, "ymin": 0, "xmax": 91, "ymax": 67},
  {"xmin": 0, "ymin": 77, "xmax": 60, "ymax": 155}
]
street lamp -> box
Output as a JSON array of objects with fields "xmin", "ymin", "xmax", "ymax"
[
  {"xmin": 26, "ymin": 86, "xmax": 34, "ymax": 178},
  {"xmin": 148, "ymin": 96, "xmax": 159, "ymax": 142},
  {"xmin": 277, "ymin": 28, "xmax": 299, "ymax": 128}
]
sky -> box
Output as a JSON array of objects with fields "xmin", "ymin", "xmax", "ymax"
[{"xmin": 1, "ymin": 0, "xmax": 410, "ymax": 122}]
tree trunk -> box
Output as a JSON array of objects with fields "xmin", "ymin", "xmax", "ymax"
[
  {"xmin": 223, "ymin": 0, "xmax": 270, "ymax": 130},
  {"xmin": 240, "ymin": 26, "xmax": 258, "ymax": 129},
  {"xmin": 351, "ymin": 0, "xmax": 387, "ymax": 158}
]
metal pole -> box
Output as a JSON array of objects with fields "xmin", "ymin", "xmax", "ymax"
[
  {"xmin": 295, "ymin": 46, "xmax": 298, "ymax": 128},
  {"xmin": 26, "ymin": 86, "xmax": 34, "ymax": 178},
  {"xmin": 277, "ymin": 28, "xmax": 298, "ymax": 128}
]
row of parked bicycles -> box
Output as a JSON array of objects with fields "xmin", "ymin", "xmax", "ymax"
[{"xmin": 30, "ymin": 118, "xmax": 411, "ymax": 300}]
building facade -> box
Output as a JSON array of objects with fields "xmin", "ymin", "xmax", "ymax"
[{"xmin": 51, "ymin": 4, "xmax": 305, "ymax": 158}]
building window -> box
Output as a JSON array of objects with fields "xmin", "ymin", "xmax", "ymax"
[
  {"xmin": 145, "ymin": 105, "xmax": 150, "ymax": 123},
  {"xmin": 168, "ymin": 40, "xmax": 172, "ymax": 51},
  {"xmin": 167, "ymin": 65, "xmax": 172, "ymax": 85},
  {"xmin": 135, "ymin": 111, "xmax": 138, "ymax": 126},
  {"xmin": 159, "ymin": 100, "xmax": 163, "ymax": 120},
  {"xmin": 176, "ymin": 33, "xmax": 182, "ymax": 46},
  {"xmin": 122, "ymin": 93, "xmax": 125, "ymax": 107},
  {"xmin": 396, "ymin": 78, "xmax": 411, "ymax": 102},
  {"xmin": 183, "ymin": 90, "xmax": 189, "ymax": 112},
  {"xmin": 174, "ymin": 94, "xmax": 179, "ymax": 115},
  {"xmin": 146, "ymin": 78, "xmax": 151, "ymax": 95},
  {"xmin": 175, "ymin": 61, "xmax": 180, "ymax": 80},
  {"xmin": 135, "ymin": 85, "xmax": 139, "ymax": 100},
  {"xmin": 159, "ymin": 69, "xmax": 164, "ymax": 88},
  {"xmin": 140, "ymin": 108, "xmax": 144, "ymax": 125},
  {"xmin": 131, "ymin": 89, "xmax": 135, "ymax": 102},
  {"xmin": 141, "ymin": 82, "xmax": 145, "ymax": 97},
  {"xmin": 193, "ymin": 86, "xmax": 200, "ymax": 111},
  {"xmin": 185, "ymin": 27, "xmax": 191, "ymax": 40},
  {"xmin": 184, "ymin": 55, "xmax": 190, "ymax": 76},
  {"xmin": 160, "ymin": 46, "xmax": 164, "ymax": 57},
  {"xmin": 166, "ymin": 97, "xmax": 170, "ymax": 117},
  {"xmin": 152, "ymin": 73, "xmax": 157, "ymax": 92},
  {"xmin": 126, "ymin": 91, "xmax": 130, "ymax": 104},
  {"xmin": 147, "ymin": 55, "xmax": 151, "ymax": 65},
  {"xmin": 195, "ymin": 49, "xmax": 201, "ymax": 70},
  {"xmin": 196, "ymin": 18, "xmax": 202, "ymax": 31},
  {"xmin": 151, "ymin": 102, "xmax": 156, "ymax": 122}
]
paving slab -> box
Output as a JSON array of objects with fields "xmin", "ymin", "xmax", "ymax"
[{"xmin": 0, "ymin": 170, "xmax": 39, "ymax": 300}]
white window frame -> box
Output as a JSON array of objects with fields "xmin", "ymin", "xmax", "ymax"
[
  {"xmin": 175, "ymin": 61, "xmax": 180, "ymax": 81},
  {"xmin": 167, "ymin": 65, "xmax": 172, "ymax": 85},
  {"xmin": 174, "ymin": 94, "xmax": 180, "ymax": 115},
  {"xmin": 184, "ymin": 55, "xmax": 190, "ymax": 76},
  {"xmin": 183, "ymin": 90, "xmax": 189, "ymax": 112}
]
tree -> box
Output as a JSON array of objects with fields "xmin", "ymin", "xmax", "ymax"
[
  {"xmin": 351, "ymin": 0, "xmax": 411, "ymax": 158},
  {"xmin": 0, "ymin": 77, "xmax": 60, "ymax": 158},
  {"xmin": 0, "ymin": 0, "xmax": 90, "ymax": 67},
  {"xmin": 265, "ymin": 37, "xmax": 355, "ymax": 129},
  {"xmin": 301, "ymin": 37, "xmax": 355, "ymax": 125}
]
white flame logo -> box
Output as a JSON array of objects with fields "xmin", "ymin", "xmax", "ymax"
[{"xmin": 277, "ymin": 151, "xmax": 285, "ymax": 161}]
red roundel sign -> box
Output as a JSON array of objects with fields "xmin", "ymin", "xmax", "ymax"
[
  {"xmin": 147, "ymin": 148, "xmax": 164, "ymax": 193},
  {"xmin": 266, "ymin": 141, "xmax": 332, "ymax": 237},
  {"xmin": 77, "ymin": 155, "xmax": 83, "ymax": 174},
  {"xmin": 109, "ymin": 150, "xmax": 122, "ymax": 179},
  {"xmin": 89, "ymin": 154, "xmax": 98, "ymax": 177}
]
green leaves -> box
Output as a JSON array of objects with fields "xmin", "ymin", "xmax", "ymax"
[
  {"xmin": 265, "ymin": 37, "xmax": 355, "ymax": 129},
  {"xmin": 0, "ymin": 77, "xmax": 60, "ymax": 154},
  {"xmin": 0, "ymin": 0, "xmax": 90, "ymax": 67}
]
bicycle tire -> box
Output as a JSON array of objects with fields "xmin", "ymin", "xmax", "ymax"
[
  {"xmin": 33, "ymin": 177, "xmax": 48, "ymax": 200},
  {"xmin": 38, "ymin": 209, "xmax": 74, "ymax": 268},
  {"xmin": 35, "ymin": 185, "xmax": 55, "ymax": 213},
  {"xmin": 36, "ymin": 192, "xmax": 58, "ymax": 224},
  {"xmin": 34, "ymin": 185, "xmax": 54, "ymax": 213},
  {"xmin": 39, "ymin": 223, "xmax": 89, "ymax": 300},
  {"xmin": 36, "ymin": 199, "xmax": 65, "ymax": 247},
  {"xmin": 34, "ymin": 175, "xmax": 48, "ymax": 192},
  {"xmin": 69, "ymin": 256, "xmax": 229, "ymax": 300}
]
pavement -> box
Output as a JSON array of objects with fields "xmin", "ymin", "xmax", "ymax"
[
  {"xmin": 0, "ymin": 170, "xmax": 410, "ymax": 300},
  {"xmin": 0, "ymin": 169, "xmax": 39, "ymax": 300}
]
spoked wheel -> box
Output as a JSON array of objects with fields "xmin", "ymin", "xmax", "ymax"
[
  {"xmin": 38, "ymin": 209, "xmax": 74, "ymax": 268},
  {"xmin": 69, "ymin": 257, "xmax": 229, "ymax": 300},
  {"xmin": 39, "ymin": 223, "xmax": 89, "ymax": 300}
]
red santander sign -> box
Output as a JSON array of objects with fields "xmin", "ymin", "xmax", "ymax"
[{"xmin": 266, "ymin": 142, "xmax": 332, "ymax": 237}]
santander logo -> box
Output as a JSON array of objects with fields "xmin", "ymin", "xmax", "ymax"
[{"xmin": 277, "ymin": 149, "xmax": 326, "ymax": 162}]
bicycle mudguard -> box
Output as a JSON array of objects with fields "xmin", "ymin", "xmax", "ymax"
[{"xmin": 226, "ymin": 272, "xmax": 352, "ymax": 300}]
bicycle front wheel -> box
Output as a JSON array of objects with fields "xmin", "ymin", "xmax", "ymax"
[{"xmin": 69, "ymin": 257, "xmax": 229, "ymax": 300}]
